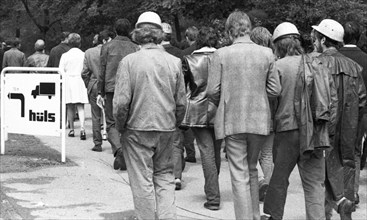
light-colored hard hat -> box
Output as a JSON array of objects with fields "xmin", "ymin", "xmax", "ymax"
[
  {"xmin": 161, "ymin": 23, "xmax": 172, "ymax": 34},
  {"xmin": 135, "ymin": 11, "xmax": 162, "ymax": 29},
  {"xmin": 312, "ymin": 19, "xmax": 344, "ymax": 42},
  {"xmin": 272, "ymin": 22, "xmax": 300, "ymax": 42}
]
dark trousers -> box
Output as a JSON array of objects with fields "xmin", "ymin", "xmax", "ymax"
[
  {"xmin": 105, "ymin": 92, "xmax": 122, "ymax": 155},
  {"xmin": 264, "ymin": 130, "xmax": 325, "ymax": 220},
  {"xmin": 183, "ymin": 128, "xmax": 196, "ymax": 158},
  {"xmin": 88, "ymin": 84, "xmax": 102, "ymax": 147},
  {"xmin": 191, "ymin": 127, "xmax": 222, "ymax": 205}
]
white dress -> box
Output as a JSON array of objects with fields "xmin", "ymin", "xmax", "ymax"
[{"xmin": 59, "ymin": 48, "xmax": 89, "ymax": 104}]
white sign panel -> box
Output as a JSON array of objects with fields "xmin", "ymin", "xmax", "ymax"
[{"xmin": 4, "ymin": 74, "xmax": 61, "ymax": 136}]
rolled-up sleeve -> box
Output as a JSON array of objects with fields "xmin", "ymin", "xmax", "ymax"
[
  {"xmin": 207, "ymin": 51, "xmax": 221, "ymax": 106},
  {"xmin": 113, "ymin": 58, "xmax": 131, "ymax": 133}
]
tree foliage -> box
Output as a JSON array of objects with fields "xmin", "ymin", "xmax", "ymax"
[{"xmin": 1, "ymin": 0, "xmax": 366, "ymax": 54}]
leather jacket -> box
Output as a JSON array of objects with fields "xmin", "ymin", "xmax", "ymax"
[
  {"xmin": 317, "ymin": 48, "xmax": 366, "ymax": 166},
  {"xmin": 294, "ymin": 54, "xmax": 337, "ymax": 155},
  {"xmin": 181, "ymin": 47, "xmax": 217, "ymax": 127}
]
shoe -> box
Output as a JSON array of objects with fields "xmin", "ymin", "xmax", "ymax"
[
  {"xmin": 68, "ymin": 130, "xmax": 75, "ymax": 137},
  {"xmin": 113, "ymin": 149, "xmax": 127, "ymax": 171},
  {"xmin": 203, "ymin": 202, "xmax": 219, "ymax": 211},
  {"xmin": 260, "ymin": 215, "xmax": 273, "ymax": 220},
  {"xmin": 185, "ymin": 157, "xmax": 196, "ymax": 163},
  {"xmin": 80, "ymin": 130, "xmax": 86, "ymax": 140},
  {"xmin": 337, "ymin": 199, "xmax": 354, "ymax": 220},
  {"xmin": 175, "ymin": 178, "xmax": 182, "ymax": 190},
  {"xmin": 355, "ymin": 193, "xmax": 359, "ymax": 205},
  {"xmin": 259, "ymin": 181, "xmax": 269, "ymax": 202},
  {"xmin": 91, "ymin": 145, "xmax": 102, "ymax": 152}
]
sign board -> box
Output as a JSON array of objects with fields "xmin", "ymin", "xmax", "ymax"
[
  {"xmin": 1, "ymin": 67, "xmax": 66, "ymax": 162},
  {"xmin": 4, "ymin": 74, "xmax": 60, "ymax": 135}
]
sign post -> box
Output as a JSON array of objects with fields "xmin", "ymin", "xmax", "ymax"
[{"xmin": 1, "ymin": 67, "xmax": 66, "ymax": 162}]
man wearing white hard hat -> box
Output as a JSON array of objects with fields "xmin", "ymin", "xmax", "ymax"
[
  {"xmin": 313, "ymin": 18, "xmax": 367, "ymax": 220},
  {"xmin": 113, "ymin": 11, "xmax": 186, "ymax": 220},
  {"xmin": 262, "ymin": 22, "xmax": 334, "ymax": 220}
]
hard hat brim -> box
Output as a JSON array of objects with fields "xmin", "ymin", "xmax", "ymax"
[{"xmin": 312, "ymin": 25, "xmax": 343, "ymax": 42}]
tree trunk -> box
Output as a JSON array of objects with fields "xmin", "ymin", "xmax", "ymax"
[{"xmin": 174, "ymin": 14, "xmax": 181, "ymax": 42}]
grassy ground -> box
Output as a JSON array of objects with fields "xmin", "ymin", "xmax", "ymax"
[{"xmin": 0, "ymin": 133, "xmax": 76, "ymax": 173}]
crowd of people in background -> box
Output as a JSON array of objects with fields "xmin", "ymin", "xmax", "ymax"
[{"xmin": 1, "ymin": 9, "xmax": 367, "ymax": 220}]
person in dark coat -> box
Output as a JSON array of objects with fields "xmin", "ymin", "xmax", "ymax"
[
  {"xmin": 339, "ymin": 20, "xmax": 367, "ymax": 206},
  {"xmin": 313, "ymin": 19, "xmax": 367, "ymax": 220},
  {"xmin": 97, "ymin": 18, "xmax": 139, "ymax": 170},
  {"xmin": 182, "ymin": 26, "xmax": 199, "ymax": 56},
  {"xmin": 47, "ymin": 32, "xmax": 70, "ymax": 67}
]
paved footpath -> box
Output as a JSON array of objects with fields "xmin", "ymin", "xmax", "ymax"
[{"xmin": 1, "ymin": 104, "xmax": 366, "ymax": 219}]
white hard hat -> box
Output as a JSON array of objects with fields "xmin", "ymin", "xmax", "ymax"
[
  {"xmin": 161, "ymin": 23, "xmax": 172, "ymax": 34},
  {"xmin": 272, "ymin": 22, "xmax": 300, "ymax": 42},
  {"xmin": 312, "ymin": 19, "xmax": 344, "ymax": 42},
  {"xmin": 135, "ymin": 11, "xmax": 162, "ymax": 29}
]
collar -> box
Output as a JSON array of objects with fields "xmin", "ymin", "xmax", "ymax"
[
  {"xmin": 193, "ymin": 46, "xmax": 216, "ymax": 54},
  {"xmin": 343, "ymin": 44, "xmax": 357, "ymax": 48},
  {"xmin": 161, "ymin": 41, "xmax": 170, "ymax": 46},
  {"xmin": 140, "ymin": 43, "xmax": 162, "ymax": 50},
  {"xmin": 232, "ymin": 35, "xmax": 253, "ymax": 44},
  {"xmin": 322, "ymin": 47, "xmax": 338, "ymax": 55},
  {"xmin": 114, "ymin": 35, "xmax": 131, "ymax": 42}
]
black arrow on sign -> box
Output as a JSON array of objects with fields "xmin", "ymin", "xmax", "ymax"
[{"xmin": 8, "ymin": 93, "xmax": 25, "ymax": 117}]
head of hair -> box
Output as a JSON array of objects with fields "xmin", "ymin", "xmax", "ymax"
[
  {"xmin": 196, "ymin": 26, "xmax": 218, "ymax": 48},
  {"xmin": 132, "ymin": 24, "xmax": 164, "ymax": 45},
  {"xmin": 8, "ymin": 38, "xmax": 21, "ymax": 48},
  {"xmin": 34, "ymin": 39, "xmax": 45, "ymax": 51},
  {"xmin": 225, "ymin": 11, "xmax": 252, "ymax": 39},
  {"xmin": 343, "ymin": 21, "xmax": 361, "ymax": 45},
  {"xmin": 164, "ymin": 33, "xmax": 172, "ymax": 42},
  {"xmin": 273, "ymin": 34, "xmax": 304, "ymax": 58},
  {"xmin": 115, "ymin": 18, "xmax": 131, "ymax": 36},
  {"xmin": 185, "ymin": 26, "xmax": 199, "ymax": 42},
  {"xmin": 99, "ymin": 30, "xmax": 110, "ymax": 43},
  {"xmin": 250, "ymin": 26, "xmax": 272, "ymax": 48},
  {"xmin": 60, "ymin": 32, "xmax": 70, "ymax": 42},
  {"xmin": 314, "ymin": 30, "xmax": 340, "ymax": 48},
  {"xmin": 67, "ymin": 33, "xmax": 81, "ymax": 48}
]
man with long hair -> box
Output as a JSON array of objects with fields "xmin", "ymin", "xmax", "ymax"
[
  {"xmin": 313, "ymin": 19, "xmax": 366, "ymax": 220},
  {"xmin": 207, "ymin": 11, "xmax": 281, "ymax": 219},
  {"xmin": 262, "ymin": 22, "xmax": 334, "ymax": 220}
]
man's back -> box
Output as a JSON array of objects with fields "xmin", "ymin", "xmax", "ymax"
[
  {"xmin": 47, "ymin": 43, "xmax": 70, "ymax": 67},
  {"xmin": 2, "ymin": 48, "xmax": 26, "ymax": 68},
  {"xmin": 209, "ymin": 36, "xmax": 278, "ymax": 138},
  {"xmin": 26, "ymin": 52, "xmax": 49, "ymax": 67},
  {"xmin": 339, "ymin": 46, "xmax": 367, "ymax": 113},
  {"xmin": 114, "ymin": 45, "xmax": 186, "ymax": 132},
  {"xmin": 99, "ymin": 36, "xmax": 138, "ymax": 94}
]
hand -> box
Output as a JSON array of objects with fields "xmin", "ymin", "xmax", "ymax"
[{"xmin": 96, "ymin": 94, "xmax": 105, "ymax": 109}]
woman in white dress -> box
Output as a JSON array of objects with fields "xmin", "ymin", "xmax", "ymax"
[{"xmin": 59, "ymin": 33, "xmax": 89, "ymax": 140}]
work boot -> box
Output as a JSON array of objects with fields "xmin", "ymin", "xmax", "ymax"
[
  {"xmin": 113, "ymin": 148, "xmax": 126, "ymax": 171},
  {"xmin": 337, "ymin": 199, "xmax": 354, "ymax": 220}
]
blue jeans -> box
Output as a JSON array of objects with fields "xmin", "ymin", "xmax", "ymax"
[
  {"xmin": 121, "ymin": 130, "xmax": 176, "ymax": 220},
  {"xmin": 225, "ymin": 133, "xmax": 264, "ymax": 220},
  {"xmin": 105, "ymin": 92, "xmax": 122, "ymax": 155},
  {"xmin": 191, "ymin": 127, "xmax": 221, "ymax": 205},
  {"xmin": 88, "ymin": 83, "xmax": 102, "ymax": 147},
  {"xmin": 264, "ymin": 130, "xmax": 325, "ymax": 220}
]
